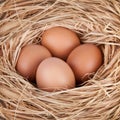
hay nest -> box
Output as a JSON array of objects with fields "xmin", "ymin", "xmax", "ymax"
[{"xmin": 0, "ymin": 0, "xmax": 120, "ymax": 120}]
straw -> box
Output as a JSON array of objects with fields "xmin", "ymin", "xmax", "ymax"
[{"xmin": 0, "ymin": 0, "xmax": 120, "ymax": 119}]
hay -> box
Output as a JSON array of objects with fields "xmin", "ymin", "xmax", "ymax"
[{"xmin": 0, "ymin": 0, "xmax": 120, "ymax": 119}]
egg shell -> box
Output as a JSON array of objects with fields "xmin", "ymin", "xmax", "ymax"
[
  {"xmin": 36, "ymin": 57, "xmax": 75, "ymax": 92},
  {"xmin": 16, "ymin": 44, "xmax": 52, "ymax": 81},
  {"xmin": 41, "ymin": 26, "xmax": 80, "ymax": 60},
  {"xmin": 67, "ymin": 44, "xmax": 103, "ymax": 83}
]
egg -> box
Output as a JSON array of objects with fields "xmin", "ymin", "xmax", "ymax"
[
  {"xmin": 36, "ymin": 57, "xmax": 75, "ymax": 92},
  {"xmin": 67, "ymin": 44, "xmax": 103, "ymax": 83},
  {"xmin": 16, "ymin": 44, "xmax": 52, "ymax": 81},
  {"xmin": 41, "ymin": 26, "xmax": 80, "ymax": 60}
]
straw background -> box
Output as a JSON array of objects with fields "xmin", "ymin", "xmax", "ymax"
[{"xmin": 0, "ymin": 0, "xmax": 120, "ymax": 120}]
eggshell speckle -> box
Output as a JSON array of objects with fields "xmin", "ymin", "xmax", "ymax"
[
  {"xmin": 41, "ymin": 26, "xmax": 80, "ymax": 60},
  {"xmin": 36, "ymin": 57, "xmax": 75, "ymax": 92}
]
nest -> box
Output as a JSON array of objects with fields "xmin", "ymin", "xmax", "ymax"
[{"xmin": 0, "ymin": 0, "xmax": 120, "ymax": 120}]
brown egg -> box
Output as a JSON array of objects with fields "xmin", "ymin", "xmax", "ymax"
[
  {"xmin": 41, "ymin": 26, "xmax": 80, "ymax": 60},
  {"xmin": 67, "ymin": 44, "xmax": 103, "ymax": 83},
  {"xmin": 16, "ymin": 44, "xmax": 52, "ymax": 81},
  {"xmin": 36, "ymin": 57, "xmax": 75, "ymax": 92}
]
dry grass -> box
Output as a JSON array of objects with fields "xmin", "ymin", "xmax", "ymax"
[{"xmin": 0, "ymin": 0, "xmax": 120, "ymax": 120}]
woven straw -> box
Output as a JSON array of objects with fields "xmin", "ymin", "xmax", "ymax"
[{"xmin": 0, "ymin": 0, "xmax": 120, "ymax": 120}]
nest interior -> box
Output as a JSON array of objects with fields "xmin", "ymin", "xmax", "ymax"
[{"xmin": 0, "ymin": 0, "xmax": 120, "ymax": 120}]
